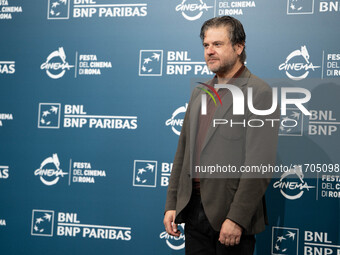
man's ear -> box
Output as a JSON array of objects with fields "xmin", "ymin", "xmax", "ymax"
[{"xmin": 234, "ymin": 43, "xmax": 244, "ymax": 56}]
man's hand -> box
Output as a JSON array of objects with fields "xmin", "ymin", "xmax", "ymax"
[
  {"xmin": 163, "ymin": 210, "xmax": 180, "ymax": 237},
  {"xmin": 219, "ymin": 219, "xmax": 243, "ymax": 246}
]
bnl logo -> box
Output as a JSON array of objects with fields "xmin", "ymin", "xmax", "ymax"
[
  {"xmin": 279, "ymin": 108, "xmax": 303, "ymax": 136},
  {"xmin": 38, "ymin": 103, "xmax": 61, "ymax": 129},
  {"xmin": 287, "ymin": 0, "xmax": 314, "ymax": 15},
  {"xmin": 133, "ymin": 160, "xmax": 157, "ymax": 187},
  {"xmin": 272, "ymin": 227, "xmax": 299, "ymax": 255},
  {"xmin": 48, "ymin": 0, "xmax": 70, "ymax": 19},
  {"xmin": 31, "ymin": 210, "xmax": 55, "ymax": 237},
  {"xmin": 139, "ymin": 50, "xmax": 163, "ymax": 76}
]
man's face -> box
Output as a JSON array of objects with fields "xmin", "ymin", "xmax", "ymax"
[{"xmin": 203, "ymin": 26, "xmax": 243, "ymax": 76}]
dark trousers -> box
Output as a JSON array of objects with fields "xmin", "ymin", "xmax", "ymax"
[{"xmin": 184, "ymin": 193, "xmax": 256, "ymax": 255}]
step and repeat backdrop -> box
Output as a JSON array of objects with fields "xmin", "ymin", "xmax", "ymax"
[{"xmin": 1, "ymin": 0, "xmax": 340, "ymax": 254}]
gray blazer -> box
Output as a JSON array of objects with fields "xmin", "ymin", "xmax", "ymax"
[{"xmin": 165, "ymin": 67, "xmax": 280, "ymax": 235}]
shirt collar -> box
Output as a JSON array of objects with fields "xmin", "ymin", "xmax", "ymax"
[{"xmin": 211, "ymin": 64, "xmax": 246, "ymax": 86}]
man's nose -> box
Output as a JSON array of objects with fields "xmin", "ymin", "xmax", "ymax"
[{"xmin": 206, "ymin": 46, "xmax": 216, "ymax": 55}]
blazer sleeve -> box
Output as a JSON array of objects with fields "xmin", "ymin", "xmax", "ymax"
[
  {"xmin": 226, "ymin": 80, "xmax": 280, "ymax": 230},
  {"xmin": 164, "ymin": 106, "xmax": 189, "ymax": 212},
  {"xmin": 164, "ymin": 87, "xmax": 200, "ymax": 212}
]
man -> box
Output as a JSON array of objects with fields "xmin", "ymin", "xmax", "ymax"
[{"xmin": 164, "ymin": 16, "xmax": 279, "ymax": 255}]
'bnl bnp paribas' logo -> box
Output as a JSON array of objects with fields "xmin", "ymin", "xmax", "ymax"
[
  {"xmin": 272, "ymin": 227, "xmax": 299, "ymax": 255},
  {"xmin": 139, "ymin": 50, "xmax": 163, "ymax": 76},
  {"xmin": 31, "ymin": 210, "xmax": 55, "ymax": 237},
  {"xmin": 287, "ymin": 0, "xmax": 314, "ymax": 15},
  {"xmin": 47, "ymin": 0, "xmax": 70, "ymax": 19},
  {"xmin": 133, "ymin": 160, "xmax": 157, "ymax": 187},
  {"xmin": 279, "ymin": 108, "xmax": 303, "ymax": 136},
  {"xmin": 38, "ymin": 103, "xmax": 61, "ymax": 129}
]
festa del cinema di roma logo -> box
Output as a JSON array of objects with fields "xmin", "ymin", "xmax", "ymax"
[
  {"xmin": 40, "ymin": 47, "xmax": 74, "ymax": 79},
  {"xmin": 165, "ymin": 104, "xmax": 187, "ymax": 136},
  {"xmin": 160, "ymin": 223, "xmax": 185, "ymax": 250},
  {"xmin": 279, "ymin": 45, "xmax": 320, "ymax": 81},
  {"xmin": 273, "ymin": 165, "xmax": 315, "ymax": 200},
  {"xmin": 34, "ymin": 154, "xmax": 68, "ymax": 186},
  {"xmin": 175, "ymin": 0, "xmax": 213, "ymax": 21}
]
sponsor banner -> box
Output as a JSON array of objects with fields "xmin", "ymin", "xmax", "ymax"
[
  {"xmin": 320, "ymin": 174, "xmax": 340, "ymax": 199},
  {"xmin": 38, "ymin": 103, "xmax": 138, "ymax": 130},
  {"xmin": 287, "ymin": 0, "xmax": 314, "ymax": 14},
  {"xmin": 215, "ymin": 0, "xmax": 256, "ymax": 16},
  {"xmin": 175, "ymin": 0, "xmax": 257, "ymax": 21},
  {"xmin": 308, "ymin": 109, "xmax": 339, "ymax": 136},
  {"xmin": 279, "ymin": 108, "xmax": 339, "ymax": 137},
  {"xmin": 273, "ymin": 165, "xmax": 316, "ymax": 200},
  {"xmin": 0, "ymin": 113, "xmax": 13, "ymax": 127},
  {"xmin": 71, "ymin": 160, "xmax": 107, "ymax": 185},
  {"xmin": 31, "ymin": 210, "xmax": 131, "ymax": 240},
  {"xmin": 159, "ymin": 162, "xmax": 172, "ymax": 187},
  {"xmin": 47, "ymin": 0, "xmax": 147, "ymax": 20},
  {"xmin": 287, "ymin": 0, "xmax": 340, "ymax": 15},
  {"xmin": 31, "ymin": 210, "xmax": 55, "ymax": 236},
  {"xmin": 34, "ymin": 154, "xmax": 68, "ymax": 186},
  {"xmin": 34, "ymin": 154, "xmax": 108, "ymax": 186},
  {"xmin": 272, "ymin": 226, "xmax": 340, "ymax": 255},
  {"xmin": 48, "ymin": 0, "xmax": 70, "ymax": 19},
  {"xmin": 0, "ymin": 0, "xmax": 23, "ymax": 20},
  {"xmin": 139, "ymin": 50, "xmax": 212, "ymax": 76},
  {"xmin": 278, "ymin": 46, "xmax": 321, "ymax": 81},
  {"xmin": 175, "ymin": 0, "xmax": 213, "ymax": 21},
  {"xmin": 272, "ymin": 226, "xmax": 299, "ymax": 255},
  {"xmin": 273, "ymin": 164, "xmax": 340, "ymax": 201},
  {"xmin": 160, "ymin": 224, "xmax": 185, "ymax": 250},
  {"xmin": 0, "ymin": 61, "xmax": 15, "ymax": 75},
  {"xmin": 132, "ymin": 160, "xmax": 173, "ymax": 188},
  {"xmin": 40, "ymin": 47, "xmax": 112, "ymax": 79},
  {"xmin": 279, "ymin": 108, "xmax": 304, "ymax": 136},
  {"xmin": 165, "ymin": 104, "xmax": 187, "ymax": 136},
  {"xmin": 319, "ymin": 0, "xmax": 340, "ymax": 13},
  {"xmin": 322, "ymin": 51, "xmax": 340, "ymax": 78},
  {"xmin": 133, "ymin": 160, "xmax": 157, "ymax": 187},
  {"xmin": 0, "ymin": 165, "xmax": 9, "ymax": 179},
  {"xmin": 38, "ymin": 103, "xmax": 61, "ymax": 129}
]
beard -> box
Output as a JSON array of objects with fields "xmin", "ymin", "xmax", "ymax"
[{"xmin": 207, "ymin": 56, "xmax": 238, "ymax": 75}]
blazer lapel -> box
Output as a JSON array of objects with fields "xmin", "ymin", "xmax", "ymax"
[
  {"xmin": 190, "ymin": 88, "xmax": 204, "ymax": 160},
  {"xmin": 200, "ymin": 92, "xmax": 234, "ymax": 152}
]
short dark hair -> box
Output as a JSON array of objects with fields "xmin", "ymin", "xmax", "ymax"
[{"xmin": 200, "ymin": 16, "xmax": 246, "ymax": 63}]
